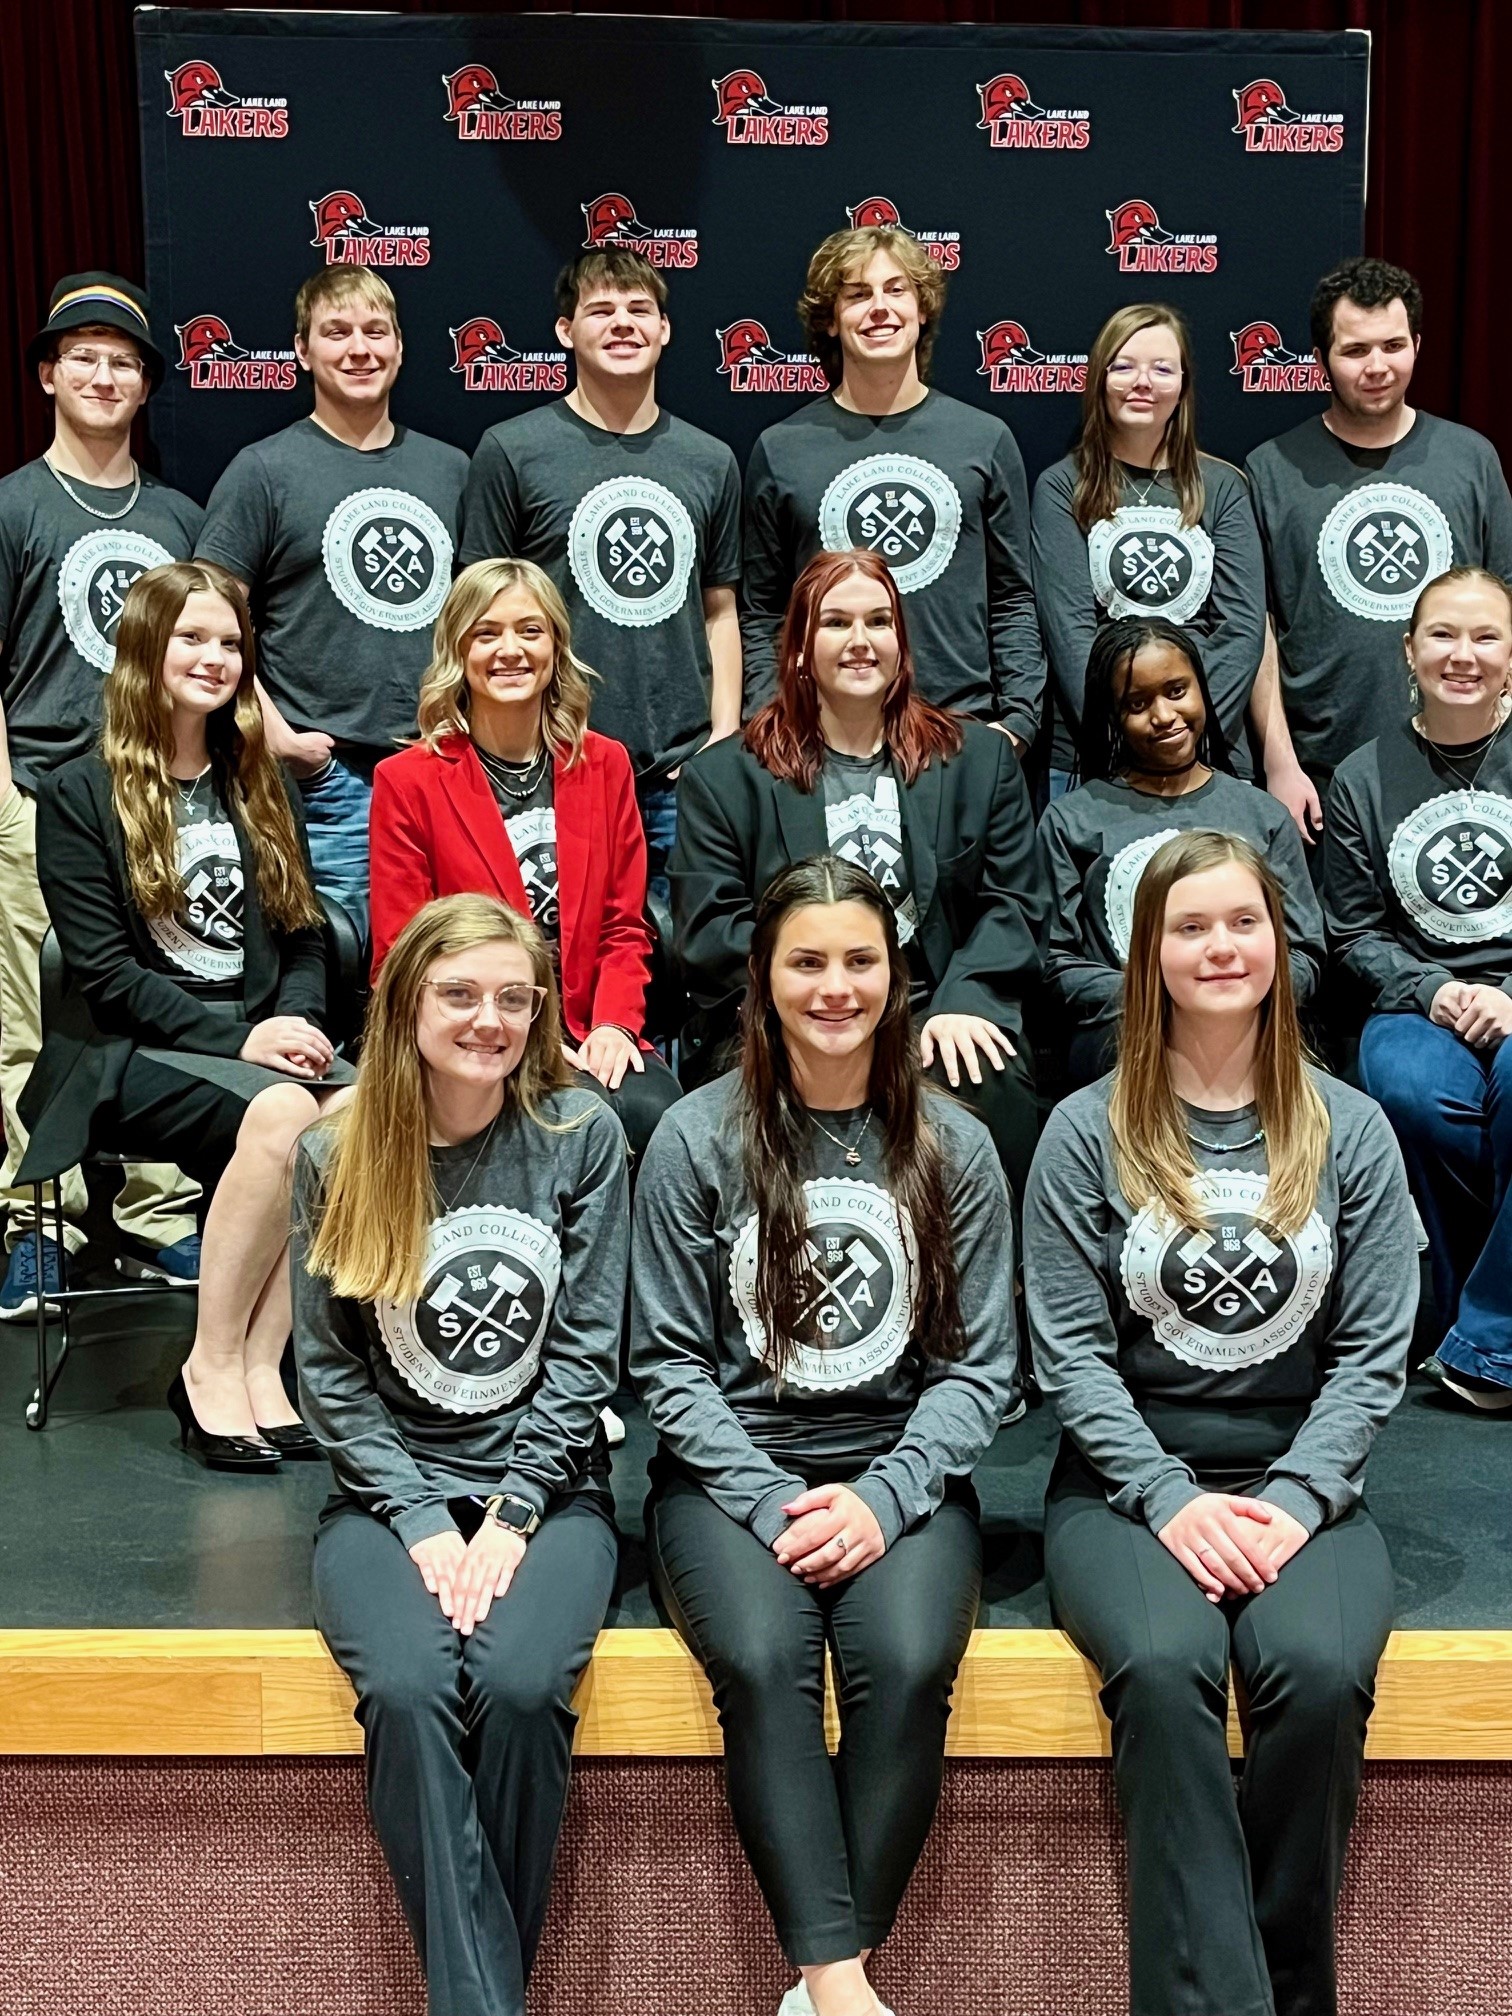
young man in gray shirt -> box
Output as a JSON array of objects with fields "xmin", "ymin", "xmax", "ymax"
[
  {"xmin": 460, "ymin": 251, "xmax": 743, "ymax": 904},
  {"xmin": 1247, "ymin": 256, "xmax": 1512, "ymax": 844},
  {"xmin": 741, "ymin": 224, "xmax": 1045, "ymax": 751}
]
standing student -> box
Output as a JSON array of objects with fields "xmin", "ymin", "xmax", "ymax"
[
  {"xmin": 1040, "ymin": 618, "xmax": 1321, "ymax": 1086},
  {"xmin": 1025, "ymin": 829, "xmax": 1414, "ymax": 2016},
  {"xmin": 1247, "ymin": 256, "xmax": 1512, "ymax": 841},
  {"xmin": 741, "ymin": 225, "xmax": 1044, "ymax": 751},
  {"xmin": 1032, "ymin": 302, "xmax": 1265, "ymax": 788},
  {"xmin": 1327, "ymin": 566, "xmax": 1512, "ymax": 1411},
  {"xmin": 21, "ymin": 562, "xmax": 348, "ymax": 1467},
  {"xmin": 197, "ymin": 270, "xmax": 469, "ymax": 930},
  {"xmin": 0, "ymin": 271, "xmax": 203, "ymax": 1320},
  {"xmin": 633, "ymin": 856, "xmax": 1018, "ymax": 2016},
  {"xmin": 673, "ymin": 548, "xmax": 1045, "ymax": 1203},
  {"xmin": 459, "ymin": 250, "xmax": 742, "ymax": 901},
  {"xmin": 294, "ymin": 893, "xmax": 627, "ymax": 2016},
  {"xmin": 369, "ymin": 558, "xmax": 680, "ymax": 1163}
]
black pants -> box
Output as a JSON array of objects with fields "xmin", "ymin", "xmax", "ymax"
[
  {"xmin": 1044, "ymin": 1454, "xmax": 1393, "ymax": 2016},
  {"xmin": 100, "ymin": 1053, "xmax": 253, "ymax": 1189},
  {"xmin": 313, "ymin": 1491, "xmax": 618, "ymax": 2016},
  {"xmin": 571, "ymin": 1047, "xmax": 681, "ymax": 1167},
  {"xmin": 648, "ymin": 1465, "xmax": 981, "ymax": 1965},
  {"xmin": 925, "ymin": 1038, "xmax": 1040, "ymax": 1214}
]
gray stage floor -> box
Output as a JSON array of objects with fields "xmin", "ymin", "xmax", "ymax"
[{"xmin": 2, "ymin": 1277, "xmax": 1504, "ymax": 1633}]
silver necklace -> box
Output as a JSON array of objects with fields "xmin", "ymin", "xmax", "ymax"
[
  {"xmin": 1187, "ymin": 1123, "xmax": 1265, "ymax": 1153},
  {"xmin": 1416, "ymin": 710, "xmax": 1509, "ymax": 793},
  {"xmin": 478, "ymin": 742, "xmax": 549, "ymax": 803},
  {"xmin": 45, "ymin": 455, "xmax": 141, "ymax": 522},
  {"xmin": 810, "ymin": 1106, "xmax": 873, "ymax": 1167},
  {"xmin": 173, "ymin": 764, "xmax": 211, "ymax": 816},
  {"xmin": 1121, "ymin": 463, "xmax": 1164, "ymax": 509},
  {"xmin": 434, "ymin": 1110, "xmax": 501, "ymax": 1212}
]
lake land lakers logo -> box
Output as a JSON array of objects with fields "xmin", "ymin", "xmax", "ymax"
[
  {"xmin": 1317, "ymin": 484, "xmax": 1454, "ymax": 622},
  {"xmin": 1388, "ymin": 791, "xmax": 1512, "ymax": 945},
  {"xmin": 378, "ymin": 1205, "xmax": 561, "ymax": 1414},
  {"xmin": 819, "ymin": 455, "xmax": 962, "ymax": 595},
  {"xmin": 1104, "ymin": 827, "xmax": 1180, "ymax": 963},
  {"xmin": 1088, "ymin": 507, "xmax": 1215, "ymax": 623},
  {"xmin": 568, "ymin": 477, "xmax": 696, "ymax": 628},
  {"xmin": 730, "ymin": 1181, "xmax": 916, "ymax": 1393},
  {"xmin": 322, "ymin": 488, "xmax": 453, "ymax": 632},
  {"xmin": 58, "ymin": 529, "xmax": 177, "ymax": 671},
  {"xmin": 1121, "ymin": 1170, "xmax": 1333, "ymax": 1371},
  {"xmin": 150, "ymin": 818, "xmax": 244, "ymax": 984}
]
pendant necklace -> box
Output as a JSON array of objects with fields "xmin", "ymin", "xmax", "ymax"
[
  {"xmin": 1415, "ymin": 708, "xmax": 1509, "ymax": 793},
  {"xmin": 478, "ymin": 743, "xmax": 550, "ymax": 803},
  {"xmin": 810, "ymin": 1105, "xmax": 873, "ymax": 1168},
  {"xmin": 173, "ymin": 765, "xmax": 212, "ymax": 817},
  {"xmin": 45, "ymin": 455, "xmax": 141, "ymax": 522},
  {"xmin": 1122, "ymin": 463, "xmax": 1164, "ymax": 509},
  {"xmin": 434, "ymin": 1110, "xmax": 502, "ymax": 1213}
]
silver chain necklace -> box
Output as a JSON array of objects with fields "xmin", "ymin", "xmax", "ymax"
[
  {"xmin": 1188, "ymin": 1123, "xmax": 1265, "ymax": 1153},
  {"xmin": 1416, "ymin": 708, "xmax": 1509, "ymax": 793},
  {"xmin": 478, "ymin": 742, "xmax": 549, "ymax": 803},
  {"xmin": 810, "ymin": 1106, "xmax": 873, "ymax": 1167},
  {"xmin": 45, "ymin": 455, "xmax": 141, "ymax": 522},
  {"xmin": 434, "ymin": 1110, "xmax": 501, "ymax": 1213},
  {"xmin": 173, "ymin": 765, "xmax": 211, "ymax": 817},
  {"xmin": 1121, "ymin": 463, "xmax": 1164, "ymax": 509}
]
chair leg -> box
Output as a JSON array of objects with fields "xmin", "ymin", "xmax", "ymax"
[{"xmin": 26, "ymin": 1183, "xmax": 72, "ymax": 1430}]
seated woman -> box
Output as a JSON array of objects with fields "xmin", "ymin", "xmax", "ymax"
[
  {"xmin": 1039, "ymin": 616, "xmax": 1322, "ymax": 1087},
  {"xmin": 1327, "ymin": 564, "xmax": 1512, "ymax": 1411},
  {"xmin": 1025, "ymin": 829, "xmax": 1413, "ymax": 2016},
  {"xmin": 293, "ymin": 892, "xmax": 627, "ymax": 2016},
  {"xmin": 1031, "ymin": 300, "xmax": 1265, "ymax": 791},
  {"xmin": 369, "ymin": 556, "xmax": 680, "ymax": 1164},
  {"xmin": 633, "ymin": 855, "xmax": 1018, "ymax": 2016},
  {"xmin": 672, "ymin": 547, "xmax": 1046, "ymax": 1205},
  {"xmin": 19, "ymin": 560, "xmax": 348, "ymax": 1470}
]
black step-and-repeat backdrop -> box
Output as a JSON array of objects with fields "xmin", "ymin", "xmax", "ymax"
[{"xmin": 137, "ymin": 12, "xmax": 1367, "ymax": 504}]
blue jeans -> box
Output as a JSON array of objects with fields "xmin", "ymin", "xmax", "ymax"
[
  {"xmin": 638, "ymin": 783, "xmax": 678, "ymax": 916},
  {"xmin": 1358, "ymin": 1012, "xmax": 1512, "ymax": 1387},
  {"xmin": 299, "ymin": 753, "xmax": 375, "ymax": 941}
]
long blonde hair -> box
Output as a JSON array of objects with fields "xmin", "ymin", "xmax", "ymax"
[
  {"xmin": 1073, "ymin": 303, "xmax": 1205, "ymax": 534},
  {"xmin": 1109, "ymin": 831, "xmax": 1328, "ymax": 1235},
  {"xmin": 305, "ymin": 894, "xmax": 578, "ymax": 1303},
  {"xmin": 102, "ymin": 561, "xmax": 321, "ymax": 933},
  {"xmin": 416, "ymin": 558, "xmax": 594, "ymax": 763}
]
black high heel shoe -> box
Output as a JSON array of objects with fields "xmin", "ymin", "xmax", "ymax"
[
  {"xmin": 167, "ymin": 1371, "xmax": 282, "ymax": 1472},
  {"xmin": 253, "ymin": 1420, "xmax": 323, "ymax": 1460}
]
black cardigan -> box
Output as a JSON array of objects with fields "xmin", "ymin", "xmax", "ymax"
[
  {"xmin": 670, "ymin": 720, "xmax": 1047, "ymax": 1057},
  {"xmin": 16, "ymin": 752, "xmax": 327, "ymax": 1181}
]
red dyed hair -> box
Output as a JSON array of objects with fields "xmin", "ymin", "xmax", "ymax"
[{"xmin": 744, "ymin": 548, "xmax": 964, "ymax": 789}]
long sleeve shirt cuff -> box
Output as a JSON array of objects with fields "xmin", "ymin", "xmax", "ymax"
[
  {"xmin": 1413, "ymin": 970, "xmax": 1455, "ymax": 1016},
  {"xmin": 851, "ymin": 1472, "xmax": 907, "ymax": 1549},
  {"xmin": 498, "ymin": 1471, "xmax": 550, "ymax": 1521},
  {"xmin": 392, "ymin": 1501, "xmax": 462, "ymax": 1550},
  {"xmin": 749, "ymin": 1479, "xmax": 803, "ymax": 1548},
  {"xmin": 1258, "ymin": 1475, "xmax": 1328, "ymax": 1536},
  {"xmin": 1138, "ymin": 1469, "xmax": 1204, "ymax": 1535}
]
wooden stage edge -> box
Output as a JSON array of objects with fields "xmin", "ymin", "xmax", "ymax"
[{"xmin": 3, "ymin": 1627, "xmax": 1511, "ymax": 1761}]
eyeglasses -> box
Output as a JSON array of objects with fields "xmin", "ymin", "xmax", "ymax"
[
  {"xmin": 1106, "ymin": 361, "xmax": 1182, "ymax": 383},
  {"xmin": 425, "ymin": 980, "xmax": 547, "ymax": 1023},
  {"xmin": 55, "ymin": 347, "xmax": 146, "ymax": 382}
]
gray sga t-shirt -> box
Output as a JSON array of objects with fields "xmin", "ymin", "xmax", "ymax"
[
  {"xmin": 476, "ymin": 746, "xmax": 560, "ymax": 955},
  {"xmin": 459, "ymin": 402, "xmax": 742, "ymax": 781},
  {"xmin": 820, "ymin": 746, "xmax": 919, "ymax": 946},
  {"xmin": 146, "ymin": 770, "xmax": 245, "ymax": 995},
  {"xmin": 0, "ymin": 459, "xmax": 203, "ymax": 788},
  {"xmin": 196, "ymin": 419, "xmax": 469, "ymax": 754},
  {"xmin": 1245, "ymin": 413, "xmax": 1512, "ymax": 780}
]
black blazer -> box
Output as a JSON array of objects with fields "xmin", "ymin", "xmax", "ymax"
[
  {"xmin": 17, "ymin": 752, "xmax": 326, "ymax": 1182},
  {"xmin": 670, "ymin": 720, "xmax": 1047, "ymax": 1055}
]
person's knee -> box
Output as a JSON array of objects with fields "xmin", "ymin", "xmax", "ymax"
[
  {"xmin": 1358, "ymin": 1019, "xmax": 1442, "ymax": 1129},
  {"xmin": 839, "ymin": 1630, "xmax": 959, "ymax": 1720},
  {"xmin": 359, "ymin": 1651, "xmax": 456, "ymax": 1735},
  {"xmin": 709, "ymin": 1623, "xmax": 815, "ymax": 1712},
  {"xmin": 472, "ymin": 1655, "xmax": 572, "ymax": 1728},
  {"xmin": 1107, "ymin": 1635, "xmax": 1230, "ymax": 1729},
  {"xmin": 239, "ymin": 1082, "xmax": 321, "ymax": 1159}
]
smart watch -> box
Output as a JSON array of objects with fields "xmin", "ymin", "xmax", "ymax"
[{"xmin": 483, "ymin": 1493, "xmax": 541, "ymax": 1539}]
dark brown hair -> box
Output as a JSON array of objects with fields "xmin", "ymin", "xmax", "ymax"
[
  {"xmin": 736, "ymin": 855, "xmax": 966, "ymax": 1381},
  {"xmin": 555, "ymin": 250, "xmax": 668, "ymax": 321}
]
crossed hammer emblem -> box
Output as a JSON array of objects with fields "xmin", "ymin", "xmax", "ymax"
[
  {"xmin": 1115, "ymin": 534, "xmax": 1188, "ymax": 598},
  {"xmin": 604, "ymin": 514, "xmax": 670, "ymax": 587},
  {"xmin": 855, "ymin": 488, "xmax": 929, "ymax": 554},
  {"xmin": 426, "ymin": 1261, "xmax": 532, "ymax": 1360},
  {"xmin": 358, "ymin": 522, "xmax": 429, "ymax": 597}
]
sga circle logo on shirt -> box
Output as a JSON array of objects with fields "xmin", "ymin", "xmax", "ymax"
[
  {"xmin": 1088, "ymin": 506, "xmax": 1216, "ymax": 622},
  {"xmin": 377, "ymin": 1204, "xmax": 561, "ymax": 1413},
  {"xmin": 568, "ymin": 477, "xmax": 696, "ymax": 628},
  {"xmin": 1387, "ymin": 790, "xmax": 1512, "ymax": 944},
  {"xmin": 1103, "ymin": 826, "xmax": 1180, "ymax": 962},
  {"xmin": 1316, "ymin": 483, "xmax": 1454, "ymax": 623},
  {"xmin": 58, "ymin": 529, "xmax": 177, "ymax": 671},
  {"xmin": 1120, "ymin": 1169, "xmax": 1333, "ymax": 1371},
  {"xmin": 148, "ymin": 817, "xmax": 245, "ymax": 982},
  {"xmin": 322, "ymin": 487, "xmax": 453, "ymax": 632},
  {"xmin": 503, "ymin": 806, "xmax": 560, "ymax": 939},
  {"xmin": 824, "ymin": 774, "xmax": 917, "ymax": 944},
  {"xmin": 730, "ymin": 1179, "xmax": 916, "ymax": 1392},
  {"xmin": 818, "ymin": 455, "xmax": 962, "ymax": 594}
]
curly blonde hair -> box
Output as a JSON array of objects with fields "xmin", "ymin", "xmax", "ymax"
[
  {"xmin": 416, "ymin": 558, "xmax": 595, "ymax": 763},
  {"xmin": 798, "ymin": 226, "xmax": 946, "ymax": 388}
]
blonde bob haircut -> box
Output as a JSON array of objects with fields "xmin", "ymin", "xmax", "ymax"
[
  {"xmin": 1110, "ymin": 830, "xmax": 1329, "ymax": 1237},
  {"xmin": 798, "ymin": 226, "xmax": 947, "ymax": 389},
  {"xmin": 1073, "ymin": 302, "xmax": 1205, "ymax": 535},
  {"xmin": 103, "ymin": 560, "xmax": 321, "ymax": 934},
  {"xmin": 416, "ymin": 558, "xmax": 595, "ymax": 764},
  {"xmin": 304, "ymin": 893, "xmax": 581, "ymax": 1304},
  {"xmin": 294, "ymin": 268, "xmax": 400, "ymax": 348}
]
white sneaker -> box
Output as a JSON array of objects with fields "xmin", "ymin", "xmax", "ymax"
[{"xmin": 600, "ymin": 1404, "xmax": 627, "ymax": 1447}]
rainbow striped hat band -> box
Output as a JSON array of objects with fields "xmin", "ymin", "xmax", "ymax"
[{"xmin": 27, "ymin": 270, "xmax": 165, "ymax": 384}]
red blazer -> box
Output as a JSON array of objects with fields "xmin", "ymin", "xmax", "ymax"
[{"xmin": 369, "ymin": 732, "xmax": 654, "ymax": 1044}]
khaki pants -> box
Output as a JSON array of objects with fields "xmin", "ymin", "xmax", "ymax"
[{"xmin": 0, "ymin": 782, "xmax": 199, "ymax": 1253}]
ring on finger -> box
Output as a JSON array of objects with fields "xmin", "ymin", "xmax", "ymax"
[{"xmin": 833, "ymin": 1534, "xmax": 848, "ymax": 1556}]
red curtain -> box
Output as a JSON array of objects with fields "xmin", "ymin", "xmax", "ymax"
[{"xmin": 1, "ymin": 0, "xmax": 1505, "ymax": 474}]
